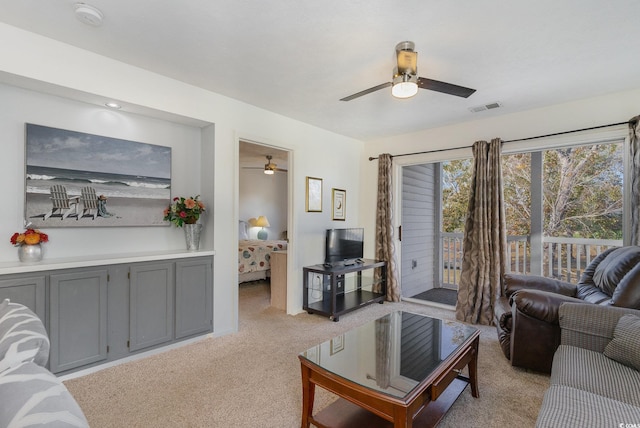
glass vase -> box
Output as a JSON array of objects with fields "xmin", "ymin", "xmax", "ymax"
[
  {"xmin": 184, "ymin": 224, "xmax": 202, "ymax": 251},
  {"xmin": 18, "ymin": 244, "xmax": 43, "ymax": 262}
]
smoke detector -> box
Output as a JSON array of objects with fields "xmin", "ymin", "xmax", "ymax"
[{"xmin": 74, "ymin": 3, "xmax": 104, "ymax": 26}]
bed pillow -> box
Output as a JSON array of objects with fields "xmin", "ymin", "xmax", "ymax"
[
  {"xmin": 604, "ymin": 314, "xmax": 640, "ymax": 371},
  {"xmin": 0, "ymin": 299, "xmax": 50, "ymax": 373},
  {"xmin": 0, "ymin": 361, "xmax": 89, "ymax": 428},
  {"xmin": 238, "ymin": 220, "xmax": 248, "ymax": 240}
]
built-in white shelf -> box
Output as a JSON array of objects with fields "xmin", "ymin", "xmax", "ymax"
[{"xmin": 0, "ymin": 249, "xmax": 215, "ymax": 275}]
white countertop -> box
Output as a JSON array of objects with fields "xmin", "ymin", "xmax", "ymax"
[{"xmin": 0, "ymin": 249, "xmax": 215, "ymax": 275}]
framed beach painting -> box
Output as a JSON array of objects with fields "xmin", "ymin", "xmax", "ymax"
[{"xmin": 24, "ymin": 123, "xmax": 171, "ymax": 227}]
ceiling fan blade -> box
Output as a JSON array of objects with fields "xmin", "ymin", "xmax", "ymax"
[
  {"xmin": 417, "ymin": 77, "xmax": 476, "ymax": 98},
  {"xmin": 340, "ymin": 82, "xmax": 392, "ymax": 101}
]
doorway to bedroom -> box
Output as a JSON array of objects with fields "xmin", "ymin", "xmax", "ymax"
[{"xmin": 238, "ymin": 140, "xmax": 290, "ymax": 315}]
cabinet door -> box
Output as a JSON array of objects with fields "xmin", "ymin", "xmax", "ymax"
[
  {"xmin": 129, "ymin": 262, "xmax": 174, "ymax": 352},
  {"xmin": 49, "ymin": 269, "xmax": 108, "ymax": 374},
  {"xmin": 0, "ymin": 276, "xmax": 46, "ymax": 323},
  {"xmin": 175, "ymin": 258, "xmax": 213, "ymax": 339}
]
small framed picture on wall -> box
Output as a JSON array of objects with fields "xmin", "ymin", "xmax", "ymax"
[
  {"xmin": 306, "ymin": 176, "xmax": 323, "ymax": 212},
  {"xmin": 332, "ymin": 188, "xmax": 346, "ymax": 221}
]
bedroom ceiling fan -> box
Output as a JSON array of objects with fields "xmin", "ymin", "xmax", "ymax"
[
  {"xmin": 243, "ymin": 155, "xmax": 288, "ymax": 175},
  {"xmin": 340, "ymin": 41, "xmax": 476, "ymax": 101}
]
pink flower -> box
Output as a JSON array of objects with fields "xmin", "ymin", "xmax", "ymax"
[{"xmin": 179, "ymin": 211, "xmax": 187, "ymax": 218}]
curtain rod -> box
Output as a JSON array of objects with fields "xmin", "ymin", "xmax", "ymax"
[{"xmin": 368, "ymin": 120, "xmax": 630, "ymax": 161}]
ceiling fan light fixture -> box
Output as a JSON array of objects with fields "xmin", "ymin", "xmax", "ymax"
[
  {"xmin": 264, "ymin": 155, "xmax": 276, "ymax": 174},
  {"xmin": 391, "ymin": 74, "xmax": 418, "ymax": 99}
]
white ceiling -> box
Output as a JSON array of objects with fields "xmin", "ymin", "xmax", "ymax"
[{"xmin": 2, "ymin": 1, "xmax": 640, "ymax": 141}]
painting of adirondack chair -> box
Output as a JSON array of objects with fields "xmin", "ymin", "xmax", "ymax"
[
  {"xmin": 79, "ymin": 186, "xmax": 99, "ymax": 220},
  {"xmin": 43, "ymin": 185, "xmax": 79, "ymax": 220}
]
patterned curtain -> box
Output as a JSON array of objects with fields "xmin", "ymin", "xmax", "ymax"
[
  {"xmin": 630, "ymin": 116, "xmax": 640, "ymax": 246},
  {"xmin": 375, "ymin": 154, "xmax": 401, "ymax": 302},
  {"xmin": 456, "ymin": 139, "xmax": 507, "ymax": 325}
]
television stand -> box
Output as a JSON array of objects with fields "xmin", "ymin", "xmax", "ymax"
[{"xmin": 303, "ymin": 259, "xmax": 386, "ymax": 321}]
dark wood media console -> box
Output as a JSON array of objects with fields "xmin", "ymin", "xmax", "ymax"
[{"xmin": 302, "ymin": 259, "xmax": 386, "ymax": 321}]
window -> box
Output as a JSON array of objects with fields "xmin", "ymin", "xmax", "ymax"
[{"xmin": 439, "ymin": 141, "xmax": 624, "ymax": 285}]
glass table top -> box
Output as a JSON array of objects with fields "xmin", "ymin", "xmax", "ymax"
[{"xmin": 300, "ymin": 311, "xmax": 478, "ymax": 399}]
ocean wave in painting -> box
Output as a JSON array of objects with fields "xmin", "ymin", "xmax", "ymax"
[{"xmin": 26, "ymin": 166, "xmax": 170, "ymax": 199}]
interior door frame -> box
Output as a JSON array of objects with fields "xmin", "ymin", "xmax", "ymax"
[{"xmin": 236, "ymin": 136, "xmax": 295, "ymax": 312}]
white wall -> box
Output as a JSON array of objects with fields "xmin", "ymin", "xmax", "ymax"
[
  {"xmin": 359, "ymin": 88, "xmax": 640, "ymax": 259},
  {"xmin": 239, "ymin": 169, "xmax": 287, "ymax": 240},
  {"xmin": 0, "ymin": 83, "xmax": 203, "ymax": 260},
  {"xmin": 0, "ymin": 23, "xmax": 364, "ymax": 335}
]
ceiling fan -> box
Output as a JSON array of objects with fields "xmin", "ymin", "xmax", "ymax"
[
  {"xmin": 340, "ymin": 41, "xmax": 476, "ymax": 101},
  {"xmin": 243, "ymin": 155, "xmax": 287, "ymax": 175}
]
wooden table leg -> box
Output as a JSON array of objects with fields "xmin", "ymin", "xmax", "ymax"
[
  {"xmin": 468, "ymin": 336, "xmax": 479, "ymax": 398},
  {"xmin": 300, "ymin": 364, "xmax": 315, "ymax": 428},
  {"xmin": 393, "ymin": 406, "xmax": 412, "ymax": 428}
]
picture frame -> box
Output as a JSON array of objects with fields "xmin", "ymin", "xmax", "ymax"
[
  {"xmin": 332, "ymin": 188, "xmax": 346, "ymax": 221},
  {"xmin": 330, "ymin": 335, "xmax": 345, "ymax": 355},
  {"xmin": 24, "ymin": 123, "xmax": 171, "ymax": 228},
  {"xmin": 306, "ymin": 176, "xmax": 323, "ymax": 212}
]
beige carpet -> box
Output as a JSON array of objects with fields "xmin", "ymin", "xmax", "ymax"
[{"xmin": 65, "ymin": 282, "xmax": 549, "ymax": 427}]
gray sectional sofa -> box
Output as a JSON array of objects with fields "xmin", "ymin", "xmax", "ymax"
[
  {"xmin": 536, "ymin": 303, "xmax": 640, "ymax": 427},
  {"xmin": 0, "ymin": 299, "xmax": 89, "ymax": 427}
]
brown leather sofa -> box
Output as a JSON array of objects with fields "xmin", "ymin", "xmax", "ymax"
[{"xmin": 494, "ymin": 246, "xmax": 640, "ymax": 373}]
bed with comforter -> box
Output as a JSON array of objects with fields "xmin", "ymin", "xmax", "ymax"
[{"xmin": 238, "ymin": 221, "xmax": 287, "ymax": 283}]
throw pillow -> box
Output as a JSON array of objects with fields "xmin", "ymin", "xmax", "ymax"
[
  {"xmin": 604, "ymin": 314, "xmax": 640, "ymax": 371},
  {"xmin": 0, "ymin": 300, "xmax": 50, "ymax": 373},
  {"xmin": 0, "ymin": 361, "xmax": 89, "ymax": 428}
]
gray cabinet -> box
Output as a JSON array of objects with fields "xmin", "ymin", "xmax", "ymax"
[
  {"xmin": 49, "ymin": 269, "xmax": 108, "ymax": 373},
  {"xmin": 0, "ymin": 255, "xmax": 213, "ymax": 375},
  {"xmin": 129, "ymin": 262, "xmax": 174, "ymax": 352},
  {"xmin": 175, "ymin": 258, "xmax": 213, "ymax": 339},
  {"xmin": 0, "ymin": 275, "xmax": 46, "ymax": 322}
]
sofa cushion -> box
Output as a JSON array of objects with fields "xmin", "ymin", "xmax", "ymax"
[
  {"xmin": 536, "ymin": 384, "xmax": 640, "ymax": 428},
  {"xmin": 0, "ymin": 361, "xmax": 89, "ymax": 427},
  {"xmin": 604, "ymin": 314, "xmax": 640, "ymax": 371},
  {"xmin": 0, "ymin": 299, "xmax": 49, "ymax": 373},
  {"xmin": 551, "ymin": 345, "xmax": 640, "ymax": 407}
]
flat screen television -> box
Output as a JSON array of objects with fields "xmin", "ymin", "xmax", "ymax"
[{"xmin": 325, "ymin": 228, "xmax": 364, "ymax": 265}]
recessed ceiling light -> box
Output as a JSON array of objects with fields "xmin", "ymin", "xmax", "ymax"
[
  {"xmin": 105, "ymin": 102, "xmax": 121, "ymax": 109},
  {"xmin": 74, "ymin": 3, "xmax": 104, "ymax": 26}
]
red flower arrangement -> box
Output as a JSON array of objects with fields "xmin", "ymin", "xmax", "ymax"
[
  {"xmin": 163, "ymin": 195, "xmax": 206, "ymax": 227},
  {"xmin": 10, "ymin": 228, "xmax": 49, "ymax": 246}
]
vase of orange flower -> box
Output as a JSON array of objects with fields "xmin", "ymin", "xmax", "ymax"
[
  {"xmin": 163, "ymin": 195, "xmax": 206, "ymax": 250},
  {"xmin": 10, "ymin": 228, "xmax": 49, "ymax": 262}
]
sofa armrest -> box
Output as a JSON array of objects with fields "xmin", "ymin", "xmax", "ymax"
[
  {"xmin": 504, "ymin": 273, "xmax": 576, "ymax": 299},
  {"xmin": 559, "ymin": 303, "xmax": 640, "ymax": 353},
  {"xmin": 511, "ymin": 289, "xmax": 584, "ymax": 324}
]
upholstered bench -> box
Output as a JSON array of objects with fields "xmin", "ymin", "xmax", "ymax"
[{"xmin": 0, "ymin": 299, "xmax": 89, "ymax": 427}]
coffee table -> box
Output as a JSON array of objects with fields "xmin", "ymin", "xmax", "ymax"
[{"xmin": 299, "ymin": 311, "xmax": 479, "ymax": 428}]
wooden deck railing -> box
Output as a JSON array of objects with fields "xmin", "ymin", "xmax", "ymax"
[{"xmin": 441, "ymin": 234, "xmax": 621, "ymax": 288}]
